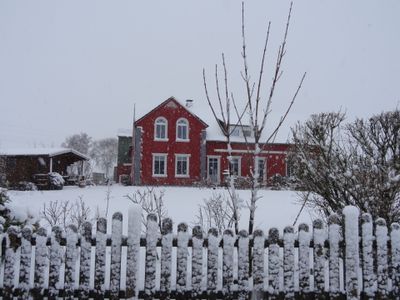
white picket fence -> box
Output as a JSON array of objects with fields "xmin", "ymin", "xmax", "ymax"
[{"xmin": 0, "ymin": 204, "xmax": 400, "ymax": 299}]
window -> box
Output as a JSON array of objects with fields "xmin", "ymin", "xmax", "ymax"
[
  {"xmin": 175, "ymin": 154, "xmax": 190, "ymax": 177},
  {"xmin": 208, "ymin": 156, "xmax": 220, "ymax": 183},
  {"xmin": 154, "ymin": 117, "xmax": 168, "ymax": 140},
  {"xmin": 176, "ymin": 118, "xmax": 189, "ymax": 141},
  {"xmin": 257, "ymin": 157, "xmax": 265, "ymax": 182},
  {"xmin": 152, "ymin": 154, "xmax": 167, "ymax": 177},
  {"xmin": 229, "ymin": 157, "xmax": 241, "ymax": 176}
]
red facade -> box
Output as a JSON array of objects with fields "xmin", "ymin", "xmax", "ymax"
[{"xmin": 118, "ymin": 97, "xmax": 291, "ymax": 186}]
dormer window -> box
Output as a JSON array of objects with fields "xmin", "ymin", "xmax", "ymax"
[
  {"xmin": 176, "ymin": 118, "xmax": 189, "ymax": 141},
  {"xmin": 155, "ymin": 117, "xmax": 168, "ymax": 140}
]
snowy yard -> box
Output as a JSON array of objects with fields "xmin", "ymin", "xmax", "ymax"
[{"xmin": 7, "ymin": 185, "xmax": 315, "ymax": 233}]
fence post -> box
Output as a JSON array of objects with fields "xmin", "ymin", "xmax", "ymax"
[
  {"xmin": 298, "ymin": 223, "xmax": 310, "ymax": 295},
  {"xmin": 144, "ymin": 213, "xmax": 158, "ymax": 299},
  {"xmin": 64, "ymin": 224, "xmax": 78, "ymax": 300},
  {"xmin": 160, "ymin": 218, "xmax": 173, "ymax": 300},
  {"xmin": 3, "ymin": 226, "xmax": 19, "ymax": 299},
  {"xmin": 19, "ymin": 226, "xmax": 32, "ymax": 299},
  {"xmin": 283, "ymin": 226, "xmax": 295, "ymax": 299},
  {"xmin": 268, "ymin": 227, "xmax": 280, "ymax": 298},
  {"xmin": 222, "ymin": 229, "xmax": 235, "ymax": 298},
  {"xmin": 126, "ymin": 205, "xmax": 141, "ymax": 299},
  {"xmin": 34, "ymin": 227, "xmax": 48, "ymax": 298},
  {"xmin": 110, "ymin": 212, "xmax": 123, "ymax": 300},
  {"xmin": 328, "ymin": 214, "xmax": 341, "ymax": 297},
  {"xmin": 192, "ymin": 225, "xmax": 204, "ymax": 298},
  {"xmin": 94, "ymin": 218, "xmax": 107, "ymax": 299},
  {"xmin": 238, "ymin": 230, "xmax": 249, "ymax": 300},
  {"xmin": 361, "ymin": 213, "xmax": 375, "ymax": 298},
  {"xmin": 343, "ymin": 206, "xmax": 360, "ymax": 300},
  {"xmin": 48, "ymin": 225, "xmax": 63, "ymax": 299},
  {"xmin": 207, "ymin": 228, "xmax": 219, "ymax": 294},
  {"xmin": 251, "ymin": 229, "xmax": 264, "ymax": 300},
  {"xmin": 391, "ymin": 222, "xmax": 400, "ymax": 298},
  {"xmin": 79, "ymin": 221, "xmax": 92, "ymax": 300},
  {"xmin": 176, "ymin": 222, "xmax": 189, "ymax": 296},
  {"xmin": 313, "ymin": 219, "xmax": 326, "ymax": 295},
  {"xmin": 375, "ymin": 218, "xmax": 389, "ymax": 298}
]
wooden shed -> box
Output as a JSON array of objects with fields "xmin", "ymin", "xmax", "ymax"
[{"xmin": 0, "ymin": 148, "xmax": 89, "ymax": 188}]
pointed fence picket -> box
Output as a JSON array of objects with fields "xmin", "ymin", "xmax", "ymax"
[{"xmin": 1, "ymin": 204, "xmax": 400, "ymax": 299}]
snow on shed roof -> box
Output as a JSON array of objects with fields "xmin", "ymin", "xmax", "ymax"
[{"xmin": 0, "ymin": 147, "xmax": 90, "ymax": 160}]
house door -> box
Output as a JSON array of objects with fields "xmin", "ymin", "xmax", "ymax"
[{"xmin": 207, "ymin": 157, "xmax": 220, "ymax": 184}]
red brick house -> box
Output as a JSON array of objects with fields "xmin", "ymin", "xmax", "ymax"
[{"xmin": 116, "ymin": 97, "xmax": 291, "ymax": 186}]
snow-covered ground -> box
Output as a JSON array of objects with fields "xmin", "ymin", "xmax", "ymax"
[{"xmin": 7, "ymin": 185, "xmax": 316, "ymax": 233}]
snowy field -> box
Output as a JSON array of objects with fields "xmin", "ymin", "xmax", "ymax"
[{"xmin": 7, "ymin": 185, "xmax": 315, "ymax": 233}]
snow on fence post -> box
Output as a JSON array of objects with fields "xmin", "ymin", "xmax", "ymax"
[
  {"xmin": 343, "ymin": 206, "xmax": 360, "ymax": 300},
  {"xmin": 328, "ymin": 214, "xmax": 341, "ymax": 297},
  {"xmin": 391, "ymin": 222, "xmax": 400, "ymax": 298},
  {"xmin": 48, "ymin": 225, "xmax": 64, "ymax": 299},
  {"xmin": 126, "ymin": 205, "xmax": 141, "ymax": 299},
  {"xmin": 64, "ymin": 224, "xmax": 78, "ymax": 300},
  {"xmin": 238, "ymin": 230, "xmax": 249, "ymax": 300},
  {"xmin": 298, "ymin": 223, "xmax": 310, "ymax": 294},
  {"xmin": 19, "ymin": 226, "xmax": 32, "ymax": 299},
  {"xmin": 110, "ymin": 212, "xmax": 123, "ymax": 300},
  {"xmin": 361, "ymin": 213, "xmax": 375, "ymax": 298},
  {"xmin": 222, "ymin": 229, "xmax": 235, "ymax": 298},
  {"xmin": 94, "ymin": 218, "xmax": 107, "ymax": 299},
  {"xmin": 160, "ymin": 218, "xmax": 173, "ymax": 299},
  {"xmin": 144, "ymin": 213, "xmax": 158, "ymax": 299},
  {"xmin": 79, "ymin": 221, "xmax": 92, "ymax": 300},
  {"xmin": 192, "ymin": 225, "xmax": 204, "ymax": 298},
  {"xmin": 251, "ymin": 229, "xmax": 264, "ymax": 300},
  {"xmin": 283, "ymin": 226, "xmax": 295, "ymax": 299},
  {"xmin": 176, "ymin": 222, "xmax": 189, "ymax": 295},
  {"xmin": 313, "ymin": 219, "xmax": 326, "ymax": 295},
  {"xmin": 375, "ymin": 217, "xmax": 389, "ymax": 298},
  {"xmin": 268, "ymin": 227, "xmax": 280, "ymax": 298},
  {"xmin": 207, "ymin": 228, "xmax": 219, "ymax": 293},
  {"xmin": 3, "ymin": 226, "xmax": 19, "ymax": 299},
  {"xmin": 34, "ymin": 227, "xmax": 48, "ymax": 296}
]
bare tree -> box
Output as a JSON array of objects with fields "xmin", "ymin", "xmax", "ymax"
[
  {"xmin": 90, "ymin": 137, "xmax": 118, "ymax": 178},
  {"xmin": 62, "ymin": 132, "xmax": 92, "ymax": 155},
  {"xmin": 203, "ymin": 2, "xmax": 306, "ymax": 236}
]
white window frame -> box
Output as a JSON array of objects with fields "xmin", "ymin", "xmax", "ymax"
[
  {"xmin": 207, "ymin": 155, "xmax": 221, "ymax": 183},
  {"xmin": 176, "ymin": 118, "xmax": 189, "ymax": 141},
  {"xmin": 154, "ymin": 117, "xmax": 168, "ymax": 141},
  {"xmin": 152, "ymin": 153, "xmax": 167, "ymax": 177},
  {"xmin": 175, "ymin": 154, "xmax": 190, "ymax": 177},
  {"xmin": 229, "ymin": 156, "xmax": 241, "ymax": 176}
]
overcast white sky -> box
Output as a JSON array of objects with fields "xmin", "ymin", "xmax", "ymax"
[{"xmin": 1, "ymin": 1, "xmax": 399, "ymax": 148}]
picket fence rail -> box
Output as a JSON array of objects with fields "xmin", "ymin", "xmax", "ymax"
[{"xmin": 0, "ymin": 204, "xmax": 399, "ymax": 299}]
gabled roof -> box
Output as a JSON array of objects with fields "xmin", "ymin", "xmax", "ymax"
[
  {"xmin": 0, "ymin": 148, "xmax": 90, "ymax": 160},
  {"xmin": 135, "ymin": 97, "xmax": 208, "ymax": 128}
]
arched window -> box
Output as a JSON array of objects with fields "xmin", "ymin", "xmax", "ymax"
[
  {"xmin": 176, "ymin": 118, "xmax": 189, "ymax": 141},
  {"xmin": 154, "ymin": 117, "xmax": 168, "ymax": 140}
]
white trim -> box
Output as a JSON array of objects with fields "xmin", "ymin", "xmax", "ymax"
[
  {"xmin": 175, "ymin": 154, "xmax": 190, "ymax": 177},
  {"xmin": 176, "ymin": 118, "xmax": 190, "ymax": 142},
  {"xmin": 154, "ymin": 117, "xmax": 168, "ymax": 140},
  {"xmin": 214, "ymin": 149, "xmax": 286, "ymax": 155},
  {"xmin": 152, "ymin": 153, "xmax": 167, "ymax": 177},
  {"xmin": 207, "ymin": 155, "xmax": 221, "ymax": 184}
]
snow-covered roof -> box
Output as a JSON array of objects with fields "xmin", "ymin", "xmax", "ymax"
[
  {"xmin": 0, "ymin": 147, "xmax": 90, "ymax": 160},
  {"xmin": 117, "ymin": 128, "xmax": 132, "ymax": 137}
]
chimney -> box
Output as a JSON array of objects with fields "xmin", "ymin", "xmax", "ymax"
[{"xmin": 185, "ymin": 99, "xmax": 194, "ymax": 108}]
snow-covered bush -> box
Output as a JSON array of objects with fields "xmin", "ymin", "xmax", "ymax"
[
  {"xmin": 17, "ymin": 181, "xmax": 38, "ymax": 191},
  {"xmin": 290, "ymin": 109, "xmax": 400, "ymax": 223},
  {"xmin": 48, "ymin": 172, "xmax": 65, "ymax": 190},
  {"xmin": 0, "ymin": 188, "xmax": 38, "ymax": 231}
]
